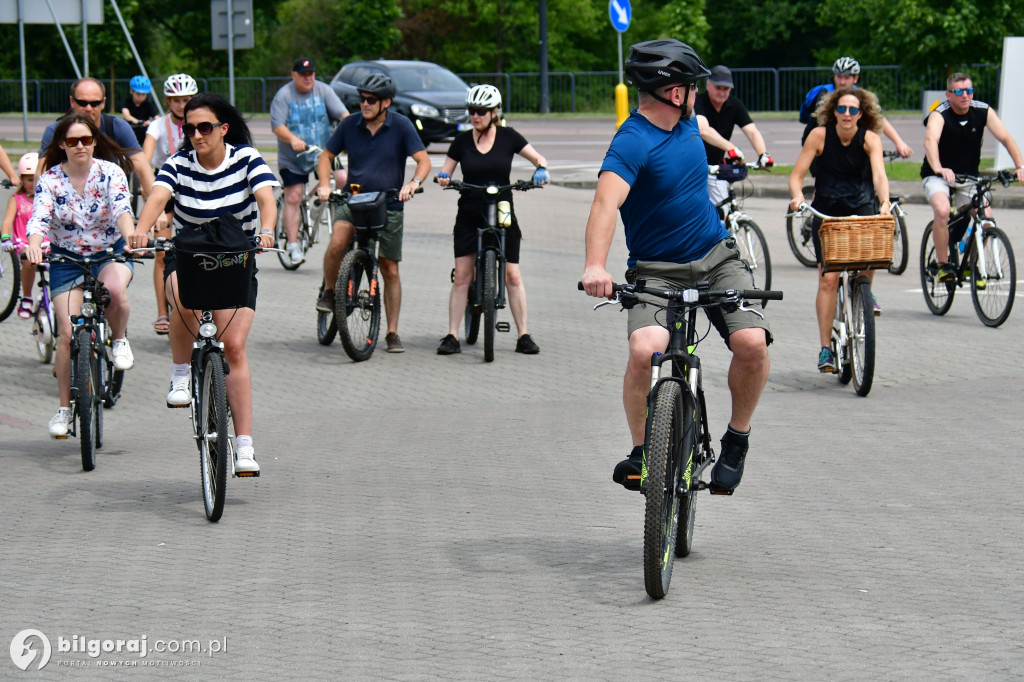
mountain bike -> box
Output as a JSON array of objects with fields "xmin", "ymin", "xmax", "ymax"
[
  {"xmin": 273, "ymin": 145, "xmax": 335, "ymax": 271},
  {"xmin": 438, "ymin": 178, "xmax": 541, "ymax": 362},
  {"xmin": 581, "ymin": 279, "xmax": 783, "ymax": 599},
  {"xmin": 796, "ymin": 203, "xmax": 895, "ymax": 396},
  {"xmin": 786, "ymin": 151, "xmax": 908, "ymax": 275},
  {"xmin": 46, "ymin": 250, "xmax": 131, "ymax": 471},
  {"xmin": 919, "ymin": 170, "xmax": 1017, "ymax": 327},
  {"xmin": 708, "ymin": 162, "xmax": 771, "ymax": 294}
]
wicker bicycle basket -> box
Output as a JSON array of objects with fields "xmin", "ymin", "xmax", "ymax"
[{"xmin": 819, "ymin": 215, "xmax": 895, "ymax": 272}]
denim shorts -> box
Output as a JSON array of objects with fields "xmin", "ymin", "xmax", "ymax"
[{"xmin": 49, "ymin": 239, "xmax": 134, "ymax": 297}]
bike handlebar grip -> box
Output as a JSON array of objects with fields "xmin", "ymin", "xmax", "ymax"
[
  {"xmin": 744, "ymin": 290, "xmax": 783, "ymax": 301},
  {"xmin": 578, "ymin": 281, "xmax": 584, "ymax": 290}
]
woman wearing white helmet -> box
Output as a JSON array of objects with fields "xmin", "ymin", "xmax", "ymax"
[
  {"xmin": 435, "ymin": 84, "xmax": 549, "ymax": 356},
  {"xmin": 141, "ymin": 73, "xmax": 199, "ymax": 335}
]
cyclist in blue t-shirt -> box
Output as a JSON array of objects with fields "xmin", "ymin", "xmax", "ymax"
[{"xmin": 581, "ymin": 39, "xmax": 773, "ymax": 495}]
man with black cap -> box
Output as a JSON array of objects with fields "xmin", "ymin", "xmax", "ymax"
[
  {"xmin": 270, "ymin": 57, "xmax": 348, "ymax": 265},
  {"xmin": 694, "ymin": 65, "xmax": 773, "ymax": 212}
]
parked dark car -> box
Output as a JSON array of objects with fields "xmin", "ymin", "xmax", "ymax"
[{"xmin": 330, "ymin": 60, "xmax": 472, "ymax": 145}]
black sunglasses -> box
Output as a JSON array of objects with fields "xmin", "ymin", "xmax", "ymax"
[
  {"xmin": 63, "ymin": 135, "xmax": 94, "ymax": 147},
  {"xmin": 72, "ymin": 97, "xmax": 104, "ymax": 108},
  {"xmin": 359, "ymin": 95, "xmax": 379, "ymax": 105},
  {"xmin": 182, "ymin": 121, "xmax": 223, "ymax": 137},
  {"xmin": 835, "ymin": 105, "xmax": 860, "ymax": 115},
  {"xmin": 468, "ymin": 108, "xmax": 491, "ymax": 117}
]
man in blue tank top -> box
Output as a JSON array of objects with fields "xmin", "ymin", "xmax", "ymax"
[{"xmin": 581, "ymin": 39, "xmax": 773, "ymax": 495}]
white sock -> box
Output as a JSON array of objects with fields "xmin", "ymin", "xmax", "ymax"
[
  {"xmin": 236, "ymin": 435, "xmax": 253, "ymax": 451},
  {"xmin": 172, "ymin": 363, "xmax": 189, "ymax": 379}
]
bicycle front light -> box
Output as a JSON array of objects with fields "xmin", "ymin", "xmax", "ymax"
[
  {"xmin": 411, "ymin": 103, "xmax": 440, "ymax": 119},
  {"xmin": 199, "ymin": 322, "xmax": 218, "ymax": 339},
  {"xmin": 80, "ymin": 301, "xmax": 97, "ymax": 318}
]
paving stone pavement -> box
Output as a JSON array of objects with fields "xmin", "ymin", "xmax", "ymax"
[{"xmin": 2, "ymin": 183, "xmax": 1023, "ymax": 680}]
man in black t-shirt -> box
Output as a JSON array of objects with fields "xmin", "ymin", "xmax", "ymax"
[
  {"xmin": 922, "ymin": 72, "xmax": 1024, "ymax": 281},
  {"xmin": 693, "ymin": 65, "xmax": 773, "ymax": 212}
]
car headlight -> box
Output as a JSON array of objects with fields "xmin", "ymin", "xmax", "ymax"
[{"xmin": 410, "ymin": 103, "xmax": 440, "ymax": 119}]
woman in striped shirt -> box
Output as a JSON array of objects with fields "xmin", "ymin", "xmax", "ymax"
[{"xmin": 133, "ymin": 93, "xmax": 278, "ymax": 474}]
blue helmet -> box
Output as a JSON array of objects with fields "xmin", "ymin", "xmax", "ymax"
[{"xmin": 130, "ymin": 76, "xmax": 152, "ymax": 94}]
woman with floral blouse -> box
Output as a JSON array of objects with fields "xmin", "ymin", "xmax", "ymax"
[{"xmin": 25, "ymin": 114, "xmax": 140, "ymax": 438}]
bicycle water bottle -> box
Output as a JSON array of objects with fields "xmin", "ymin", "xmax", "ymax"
[
  {"xmin": 958, "ymin": 223, "xmax": 973, "ymax": 254},
  {"xmin": 497, "ymin": 201, "xmax": 512, "ymax": 228}
]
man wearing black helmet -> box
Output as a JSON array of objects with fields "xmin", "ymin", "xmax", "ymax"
[
  {"xmin": 581, "ymin": 39, "xmax": 772, "ymax": 495},
  {"xmin": 316, "ymin": 74, "xmax": 432, "ymax": 353}
]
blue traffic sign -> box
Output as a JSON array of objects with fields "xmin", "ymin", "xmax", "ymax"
[{"xmin": 608, "ymin": 0, "xmax": 631, "ymax": 33}]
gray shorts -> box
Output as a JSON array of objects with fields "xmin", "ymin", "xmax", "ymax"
[
  {"xmin": 332, "ymin": 204, "xmax": 404, "ymax": 262},
  {"xmin": 626, "ymin": 237, "xmax": 773, "ymax": 347},
  {"xmin": 922, "ymin": 175, "xmax": 980, "ymax": 208}
]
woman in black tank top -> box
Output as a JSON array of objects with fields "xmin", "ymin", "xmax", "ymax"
[{"xmin": 787, "ymin": 87, "xmax": 891, "ymax": 373}]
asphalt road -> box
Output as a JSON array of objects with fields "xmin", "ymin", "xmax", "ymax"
[{"xmin": 2, "ymin": 173, "xmax": 1023, "ymax": 678}]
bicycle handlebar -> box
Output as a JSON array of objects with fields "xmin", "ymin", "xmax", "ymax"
[
  {"xmin": 45, "ymin": 249, "xmax": 134, "ymax": 266},
  {"xmin": 130, "ymin": 236, "xmax": 285, "ymax": 257},
  {"xmin": 790, "ymin": 202, "xmax": 898, "ymax": 220},
  {"xmin": 952, "ymin": 169, "xmax": 1018, "ymax": 187},
  {"xmin": 313, "ymin": 186, "xmax": 423, "ymax": 207},
  {"xmin": 707, "ymin": 161, "xmax": 770, "ymax": 175},
  {"xmin": 435, "ymin": 177, "xmax": 540, "ymax": 193},
  {"xmin": 578, "ymin": 280, "xmax": 783, "ymax": 304}
]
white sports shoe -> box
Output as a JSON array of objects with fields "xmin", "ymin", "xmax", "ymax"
[
  {"xmin": 287, "ymin": 242, "xmax": 304, "ymax": 265},
  {"xmin": 111, "ymin": 338, "xmax": 134, "ymax": 370},
  {"xmin": 48, "ymin": 407, "xmax": 74, "ymax": 437},
  {"xmin": 166, "ymin": 375, "xmax": 191, "ymax": 407},
  {"xmin": 235, "ymin": 446, "xmax": 260, "ymax": 474}
]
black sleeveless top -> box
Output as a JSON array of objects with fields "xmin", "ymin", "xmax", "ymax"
[
  {"xmin": 814, "ymin": 126, "xmax": 872, "ymax": 208},
  {"xmin": 920, "ymin": 100, "xmax": 989, "ymax": 178}
]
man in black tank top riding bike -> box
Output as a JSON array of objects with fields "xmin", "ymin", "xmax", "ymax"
[
  {"xmin": 789, "ymin": 87, "xmax": 891, "ymax": 373},
  {"xmin": 921, "ymin": 72, "xmax": 1024, "ymax": 283}
]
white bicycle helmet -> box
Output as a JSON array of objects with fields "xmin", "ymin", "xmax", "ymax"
[
  {"xmin": 466, "ymin": 84, "xmax": 502, "ymax": 110},
  {"xmin": 17, "ymin": 152, "xmax": 38, "ymax": 176},
  {"xmin": 163, "ymin": 73, "xmax": 198, "ymax": 97},
  {"xmin": 832, "ymin": 57, "xmax": 861, "ymax": 76}
]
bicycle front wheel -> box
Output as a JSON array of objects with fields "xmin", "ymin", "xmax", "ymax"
[
  {"xmin": 734, "ymin": 218, "xmax": 771, "ymax": 295},
  {"xmin": 76, "ymin": 328, "xmax": 96, "ymax": 471},
  {"xmin": 483, "ymin": 249, "xmax": 497, "ymax": 363},
  {"xmin": 888, "ymin": 211, "xmax": 909, "ymax": 275},
  {"xmin": 920, "ymin": 222, "xmax": 956, "ymax": 315},
  {"xmin": 335, "ymin": 248, "xmax": 381, "ymax": 362},
  {"xmin": 199, "ymin": 353, "xmax": 229, "ymax": 522},
  {"xmin": 970, "ymin": 226, "xmax": 1016, "ymax": 327},
  {"xmin": 786, "ymin": 212, "xmax": 817, "ymax": 267},
  {"xmin": 644, "ymin": 380, "xmax": 684, "ymax": 600},
  {"xmin": 274, "ymin": 195, "xmax": 302, "ymax": 271},
  {"xmin": 850, "ymin": 280, "xmax": 875, "ymax": 397},
  {"xmin": 0, "ymin": 248, "xmax": 19, "ymax": 321}
]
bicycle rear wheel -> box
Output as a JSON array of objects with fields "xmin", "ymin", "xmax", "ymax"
[
  {"xmin": 103, "ymin": 369, "xmax": 124, "ymax": 408},
  {"xmin": 970, "ymin": 226, "xmax": 1016, "ymax": 327},
  {"xmin": 483, "ymin": 250, "xmax": 497, "ymax": 362},
  {"xmin": 643, "ymin": 380, "xmax": 684, "ymax": 599},
  {"xmin": 199, "ymin": 353, "xmax": 229, "ymax": 522},
  {"xmin": 335, "ymin": 248, "xmax": 381, "ymax": 361},
  {"xmin": 920, "ymin": 222, "xmax": 956, "ymax": 315},
  {"xmin": 850, "ymin": 280, "xmax": 875, "ymax": 396},
  {"xmin": 674, "ymin": 387, "xmax": 700, "ymax": 559},
  {"xmin": 734, "ymin": 218, "xmax": 771, "ymax": 295},
  {"xmin": 34, "ymin": 307, "xmax": 54, "ymax": 363},
  {"xmin": 274, "ymin": 195, "xmax": 302, "ymax": 271},
  {"xmin": 888, "ymin": 211, "xmax": 909, "ymax": 275},
  {"xmin": 0, "ymin": 249, "xmax": 19, "ymax": 321},
  {"xmin": 76, "ymin": 328, "xmax": 96, "ymax": 471},
  {"xmin": 786, "ymin": 212, "xmax": 817, "ymax": 267}
]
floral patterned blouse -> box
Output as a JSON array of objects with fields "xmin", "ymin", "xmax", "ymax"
[{"xmin": 26, "ymin": 158, "xmax": 132, "ymax": 255}]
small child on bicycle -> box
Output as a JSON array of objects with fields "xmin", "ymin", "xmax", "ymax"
[{"xmin": 1, "ymin": 152, "xmax": 48, "ymax": 319}]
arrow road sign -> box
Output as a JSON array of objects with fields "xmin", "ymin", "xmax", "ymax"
[{"xmin": 609, "ymin": 0, "xmax": 631, "ymax": 32}]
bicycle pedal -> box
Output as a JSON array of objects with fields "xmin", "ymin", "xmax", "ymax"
[
  {"xmin": 495, "ymin": 321, "xmax": 511, "ymax": 332},
  {"xmin": 166, "ymin": 402, "xmax": 189, "ymax": 409},
  {"xmin": 235, "ymin": 471, "xmax": 260, "ymax": 478},
  {"xmin": 709, "ymin": 488, "xmax": 734, "ymax": 496},
  {"xmin": 54, "ymin": 435, "xmax": 68, "ymax": 440}
]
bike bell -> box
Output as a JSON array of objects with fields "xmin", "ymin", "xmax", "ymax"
[{"xmin": 497, "ymin": 201, "xmax": 512, "ymax": 228}]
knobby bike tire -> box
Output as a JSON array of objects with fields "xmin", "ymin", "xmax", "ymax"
[
  {"xmin": 970, "ymin": 226, "xmax": 1016, "ymax": 328},
  {"xmin": 735, "ymin": 218, "xmax": 772, "ymax": 297},
  {"xmin": 94, "ymin": 344, "xmax": 104, "ymax": 448},
  {"xmin": 465, "ymin": 298, "xmax": 480, "ymax": 345},
  {"xmin": 483, "ymin": 249, "xmax": 497, "ymax": 363},
  {"xmin": 317, "ymin": 310, "xmax": 337, "ymax": 346},
  {"xmin": 336, "ymin": 248, "xmax": 381, "ymax": 362},
  {"xmin": 888, "ymin": 212, "xmax": 910, "ymax": 275},
  {"xmin": 34, "ymin": 307, "xmax": 54, "ymax": 364},
  {"xmin": 786, "ymin": 212, "xmax": 817, "ymax": 268},
  {"xmin": 919, "ymin": 222, "xmax": 956, "ymax": 316},
  {"xmin": 0, "ymin": 249, "xmax": 19, "ymax": 321},
  {"xmin": 643, "ymin": 380, "xmax": 684, "ymax": 600},
  {"xmin": 199, "ymin": 352, "xmax": 229, "ymax": 522},
  {"xmin": 674, "ymin": 387, "xmax": 700, "ymax": 559},
  {"xmin": 274, "ymin": 195, "xmax": 302, "ymax": 271},
  {"xmin": 76, "ymin": 327, "xmax": 96, "ymax": 471},
  {"xmin": 851, "ymin": 280, "xmax": 875, "ymax": 397}
]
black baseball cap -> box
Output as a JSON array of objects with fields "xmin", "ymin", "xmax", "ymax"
[
  {"xmin": 292, "ymin": 58, "xmax": 315, "ymax": 73},
  {"xmin": 708, "ymin": 65, "xmax": 734, "ymax": 88}
]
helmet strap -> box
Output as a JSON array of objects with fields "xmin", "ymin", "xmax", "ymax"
[{"xmin": 647, "ymin": 83, "xmax": 693, "ymax": 118}]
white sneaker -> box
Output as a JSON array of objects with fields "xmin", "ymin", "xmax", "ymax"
[
  {"xmin": 235, "ymin": 445, "xmax": 260, "ymax": 473},
  {"xmin": 111, "ymin": 338, "xmax": 134, "ymax": 370},
  {"xmin": 48, "ymin": 407, "xmax": 73, "ymax": 438},
  {"xmin": 287, "ymin": 242, "xmax": 304, "ymax": 265},
  {"xmin": 166, "ymin": 375, "xmax": 191, "ymax": 407}
]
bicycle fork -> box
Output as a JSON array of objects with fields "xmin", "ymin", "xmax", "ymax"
[{"xmin": 832, "ymin": 275, "xmax": 850, "ymax": 368}]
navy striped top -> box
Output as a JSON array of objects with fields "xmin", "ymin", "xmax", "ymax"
[{"xmin": 155, "ymin": 144, "xmax": 279, "ymax": 234}]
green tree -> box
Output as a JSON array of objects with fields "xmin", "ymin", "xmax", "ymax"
[{"xmin": 703, "ymin": 0, "xmax": 831, "ymax": 67}]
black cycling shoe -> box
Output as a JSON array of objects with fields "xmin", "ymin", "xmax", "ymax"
[
  {"xmin": 709, "ymin": 429, "xmax": 749, "ymax": 494},
  {"xmin": 515, "ymin": 334, "xmax": 540, "ymax": 354},
  {"xmin": 613, "ymin": 445, "xmax": 645, "ymax": 491},
  {"xmin": 437, "ymin": 334, "xmax": 461, "ymax": 355}
]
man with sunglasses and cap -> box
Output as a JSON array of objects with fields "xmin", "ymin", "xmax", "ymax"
[
  {"xmin": 922, "ymin": 72, "xmax": 1024, "ymax": 283},
  {"xmin": 315, "ymin": 73, "xmax": 431, "ymax": 353},
  {"xmin": 38, "ymin": 77, "xmax": 155, "ymax": 197},
  {"xmin": 581, "ymin": 39, "xmax": 773, "ymax": 495},
  {"xmin": 271, "ymin": 57, "xmax": 348, "ymax": 266}
]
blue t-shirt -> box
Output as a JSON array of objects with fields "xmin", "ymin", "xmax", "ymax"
[
  {"xmin": 40, "ymin": 114, "xmax": 142, "ymax": 155},
  {"xmin": 600, "ymin": 111, "xmax": 727, "ymax": 267},
  {"xmin": 324, "ymin": 110, "xmax": 425, "ymax": 211}
]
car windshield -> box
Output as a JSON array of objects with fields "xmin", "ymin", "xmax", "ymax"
[{"xmin": 388, "ymin": 67, "xmax": 468, "ymax": 92}]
